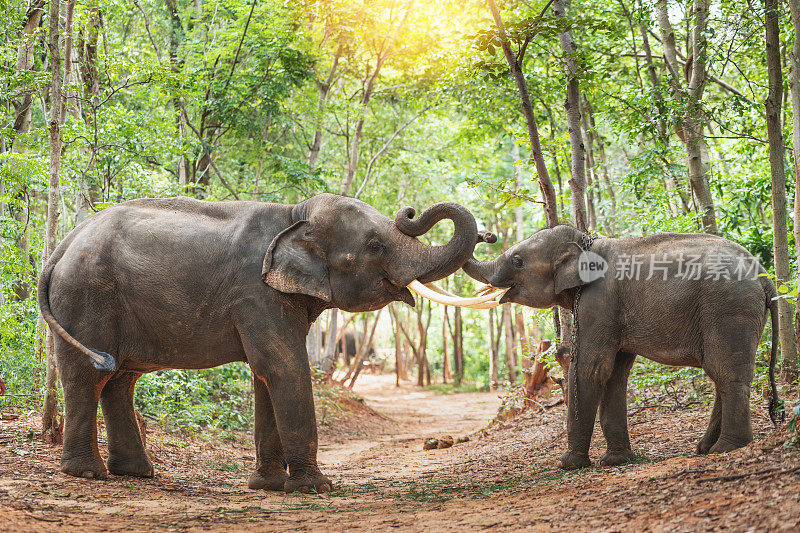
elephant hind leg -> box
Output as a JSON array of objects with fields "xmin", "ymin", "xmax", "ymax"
[
  {"xmin": 700, "ymin": 323, "xmax": 756, "ymax": 454},
  {"xmin": 598, "ymin": 351, "xmax": 637, "ymax": 466},
  {"xmin": 696, "ymin": 390, "xmax": 722, "ymax": 454},
  {"xmin": 247, "ymin": 376, "xmax": 288, "ymax": 491},
  {"xmin": 100, "ymin": 372, "xmax": 153, "ymax": 477},
  {"xmin": 709, "ymin": 379, "xmax": 753, "ymax": 453},
  {"xmin": 57, "ymin": 339, "xmax": 110, "ymax": 479}
]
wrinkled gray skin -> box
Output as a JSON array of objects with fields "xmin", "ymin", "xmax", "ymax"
[
  {"xmin": 38, "ymin": 193, "xmax": 482, "ymax": 492},
  {"xmin": 463, "ymin": 225, "xmax": 778, "ymax": 470}
]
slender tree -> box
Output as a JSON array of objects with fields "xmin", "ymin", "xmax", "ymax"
[
  {"xmin": 765, "ymin": 0, "xmax": 799, "ymax": 383},
  {"xmin": 553, "ymin": 0, "xmax": 588, "ymax": 232},
  {"xmin": 8, "ymin": 0, "xmax": 46, "ymax": 301},
  {"xmin": 487, "ymin": 0, "xmax": 559, "ymax": 227},
  {"xmin": 42, "ymin": 0, "xmax": 70, "ymax": 440},
  {"xmin": 790, "ymin": 0, "xmax": 800, "ymax": 386},
  {"xmin": 656, "ymin": 0, "xmax": 717, "ymax": 234},
  {"xmin": 451, "ymin": 306, "xmax": 464, "ymax": 385},
  {"xmin": 442, "ymin": 305, "xmax": 452, "ymax": 383},
  {"xmin": 489, "ymin": 306, "xmax": 499, "ymax": 390}
]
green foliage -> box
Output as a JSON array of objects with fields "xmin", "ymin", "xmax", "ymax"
[
  {"xmin": 1, "ymin": 0, "xmax": 798, "ymax": 434},
  {"xmin": 0, "ymin": 299, "xmax": 41, "ymax": 411},
  {"xmin": 134, "ymin": 364, "xmax": 254, "ymax": 434}
]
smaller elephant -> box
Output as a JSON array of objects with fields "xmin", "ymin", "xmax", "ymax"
[
  {"xmin": 336, "ymin": 328, "xmax": 375, "ymax": 367},
  {"xmin": 463, "ymin": 225, "xmax": 780, "ymax": 470},
  {"xmin": 321, "ymin": 328, "xmax": 375, "ymax": 368}
]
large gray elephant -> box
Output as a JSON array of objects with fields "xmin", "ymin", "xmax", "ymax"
[
  {"xmin": 463, "ymin": 224, "xmax": 779, "ymax": 470},
  {"xmin": 38, "ymin": 193, "xmax": 486, "ymax": 492}
]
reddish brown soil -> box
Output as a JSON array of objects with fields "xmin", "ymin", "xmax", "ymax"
[{"xmin": 1, "ymin": 374, "xmax": 798, "ymax": 531}]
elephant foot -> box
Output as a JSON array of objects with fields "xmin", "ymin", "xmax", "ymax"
[
  {"xmin": 696, "ymin": 436, "xmax": 717, "ymax": 455},
  {"xmin": 708, "ymin": 435, "xmax": 751, "ymax": 454},
  {"xmin": 599, "ymin": 449, "xmax": 635, "ymax": 467},
  {"xmin": 61, "ymin": 455, "xmax": 108, "ymax": 480},
  {"xmin": 284, "ymin": 471, "xmax": 333, "ymax": 494},
  {"xmin": 248, "ymin": 467, "xmax": 288, "ymax": 491},
  {"xmin": 107, "ymin": 454, "xmax": 154, "ymax": 477},
  {"xmin": 558, "ymin": 450, "xmax": 591, "ymax": 471}
]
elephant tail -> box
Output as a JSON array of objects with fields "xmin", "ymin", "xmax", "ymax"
[
  {"xmin": 37, "ymin": 243, "xmax": 117, "ymax": 373},
  {"xmin": 764, "ymin": 278, "xmax": 782, "ymax": 425}
]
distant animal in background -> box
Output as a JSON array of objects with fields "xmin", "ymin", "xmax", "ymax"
[{"xmin": 336, "ymin": 328, "xmax": 375, "ymax": 367}]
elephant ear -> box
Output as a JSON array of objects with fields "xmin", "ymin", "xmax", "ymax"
[
  {"xmin": 262, "ymin": 220, "xmax": 331, "ymax": 302},
  {"xmin": 553, "ymin": 245, "xmax": 584, "ymax": 295}
]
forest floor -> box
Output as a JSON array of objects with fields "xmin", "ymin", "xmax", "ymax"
[{"xmin": 0, "ymin": 373, "xmax": 799, "ymax": 532}]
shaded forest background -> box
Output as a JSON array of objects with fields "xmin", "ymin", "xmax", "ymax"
[{"xmin": 2, "ymin": 0, "xmax": 800, "ymax": 435}]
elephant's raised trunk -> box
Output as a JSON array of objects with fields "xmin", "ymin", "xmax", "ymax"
[
  {"xmin": 462, "ymin": 255, "xmax": 504, "ymax": 286},
  {"xmin": 393, "ymin": 202, "xmax": 478, "ymax": 284}
]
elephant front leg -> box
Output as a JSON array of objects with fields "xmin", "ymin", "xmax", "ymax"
[
  {"xmin": 598, "ymin": 352, "xmax": 636, "ymax": 466},
  {"xmin": 247, "ymin": 376, "xmax": 288, "ymax": 491},
  {"xmin": 240, "ymin": 323, "xmax": 332, "ymax": 494},
  {"xmin": 560, "ymin": 344, "xmax": 616, "ymax": 471}
]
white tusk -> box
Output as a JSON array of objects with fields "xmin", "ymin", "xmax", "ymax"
[
  {"xmin": 462, "ymin": 299, "xmax": 503, "ymax": 309},
  {"xmin": 423, "ymin": 282, "xmax": 458, "ymax": 298},
  {"xmin": 425, "ymin": 282, "xmax": 505, "ymax": 309},
  {"xmin": 408, "ymin": 280, "xmax": 507, "ymax": 308},
  {"xmin": 472, "ymin": 284, "xmax": 497, "ymax": 296}
]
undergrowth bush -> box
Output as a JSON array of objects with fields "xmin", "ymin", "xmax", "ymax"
[
  {"xmin": 0, "ymin": 299, "xmax": 42, "ymax": 412},
  {"xmin": 134, "ymin": 364, "xmax": 254, "ymax": 436}
]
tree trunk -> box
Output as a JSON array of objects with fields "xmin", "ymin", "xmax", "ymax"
[
  {"xmin": 60, "ymin": 0, "xmax": 80, "ymax": 124},
  {"xmin": 581, "ymin": 95, "xmax": 608, "ymax": 233},
  {"xmin": 340, "ymin": 8, "xmax": 409, "ymax": 196},
  {"xmin": 415, "ymin": 301, "xmax": 432, "ymax": 386},
  {"xmin": 442, "ymin": 305, "xmax": 452, "ymax": 383},
  {"xmin": 554, "ymin": 0, "xmax": 588, "ymax": 232},
  {"xmin": 76, "ymin": 6, "xmax": 99, "ymax": 225},
  {"xmin": 8, "ymin": 0, "xmax": 46, "ymax": 302},
  {"xmin": 42, "ymin": 0, "xmax": 66, "ymax": 441},
  {"xmin": 165, "ymin": 0, "xmax": 190, "ymax": 187},
  {"xmin": 789, "ymin": 0, "xmax": 800, "ymax": 384},
  {"xmin": 321, "ymin": 309, "xmax": 339, "ymax": 375},
  {"xmin": 488, "ymin": 0, "xmax": 562, "ymax": 358},
  {"xmin": 391, "ymin": 306, "xmax": 406, "ymax": 386},
  {"xmin": 515, "ymin": 306, "xmax": 531, "ymax": 371},
  {"xmin": 765, "ymin": 0, "xmax": 799, "ymax": 383},
  {"xmin": 346, "ymin": 310, "xmax": 383, "ymax": 389},
  {"xmin": 657, "ymin": 0, "xmax": 717, "ymax": 234},
  {"xmin": 512, "ymin": 139, "xmax": 525, "ymax": 242},
  {"xmin": 306, "ymin": 321, "xmax": 323, "ymax": 367},
  {"xmin": 502, "ymin": 303, "xmax": 516, "ymax": 384},
  {"xmin": 487, "ymin": 0, "xmax": 559, "ymax": 227},
  {"xmin": 452, "ymin": 307, "xmax": 464, "ymax": 385},
  {"xmin": 308, "ymin": 42, "xmax": 342, "ymax": 169},
  {"xmin": 489, "ymin": 307, "xmax": 498, "ymax": 391}
]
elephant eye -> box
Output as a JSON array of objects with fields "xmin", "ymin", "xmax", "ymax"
[
  {"xmin": 368, "ymin": 240, "xmax": 386, "ymax": 255},
  {"xmin": 512, "ymin": 254, "xmax": 523, "ymax": 269}
]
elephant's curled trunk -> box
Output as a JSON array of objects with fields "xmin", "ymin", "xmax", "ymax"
[
  {"xmin": 462, "ymin": 256, "xmax": 503, "ymax": 285},
  {"xmin": 393, "ymin": 202, "xmax": 478, "ymax": 284}
]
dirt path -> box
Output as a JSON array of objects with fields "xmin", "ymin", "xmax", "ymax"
[
  {"xmin": 318, "ymin": 374, "xmax": 498, "ymax": 472},
  {"xmin": 1, "ymin": 376, "xmax": 799, "ymax": 531}
]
